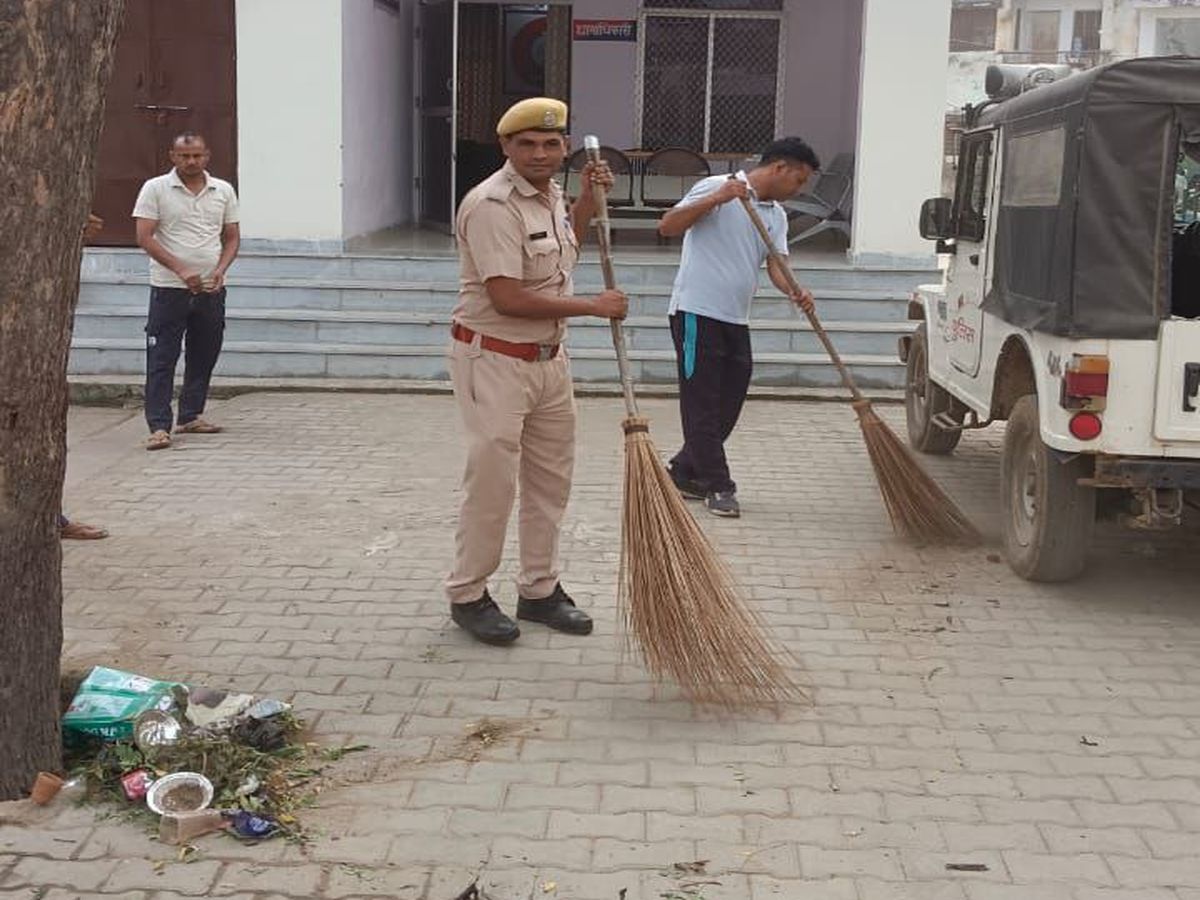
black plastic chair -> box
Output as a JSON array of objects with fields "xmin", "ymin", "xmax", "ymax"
[
  {"xmin": 785, "ymin": 152, "xmax": 855, "ymax": 246},
  {"xmin": 640, "ymin": 147, "xmax": 711, "ymax": 209},
  {"xmin": 563, "ymin": 145, "xmax": 635, "ymax": 207}
]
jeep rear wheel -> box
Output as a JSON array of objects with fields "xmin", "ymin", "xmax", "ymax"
[
  {"xmin": 905, "ymin": 327, "xmax": 963, "ymax": 455},
  {"xmin": 1001, "ymin": 394, "xmax": 1095, "ymax": 582}
]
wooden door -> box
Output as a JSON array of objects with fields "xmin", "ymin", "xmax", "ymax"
[
  {"xmin": 417, "ymin": 0, "xmax": 457, "ymax": 230},
  {"xmin": 91, "ymin": 0, "xmax": 237, "ymax": 246}
]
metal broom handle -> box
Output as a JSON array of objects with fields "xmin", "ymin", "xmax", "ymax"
[
  {"xmin": 737, "ymin": 195, "xmax": 865, "ymax": 405},
  {"xmin": 584, "ymin": 135, "xmax": 639, "ymax": 418}
]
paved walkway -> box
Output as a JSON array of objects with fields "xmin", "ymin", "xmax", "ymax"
[{"xmin": 3, "ymin": 392, "xmax": 1200, "ymax": 900}]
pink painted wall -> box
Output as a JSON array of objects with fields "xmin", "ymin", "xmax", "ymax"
[
  {"xmin": 782, "ymin": 0, "xmax": 863, "ymax": 164},
  {"xmin": 569, "ymin": 0, "xmax": 641, "ymax": 150}
]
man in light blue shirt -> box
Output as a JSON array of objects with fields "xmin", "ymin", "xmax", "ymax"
[{"xmin": 658, "ymin": 137, "xmax": 820, "ymax": 518}]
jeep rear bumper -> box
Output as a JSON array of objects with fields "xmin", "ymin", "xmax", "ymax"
[{"xmin": 1081, "ymin": 456, "xmax": 1200, "ymax": 490}]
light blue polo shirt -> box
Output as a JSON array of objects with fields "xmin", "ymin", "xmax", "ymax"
[{"xmin": 667, "ymin": 171, "xmax": 789, "ymax": 326}]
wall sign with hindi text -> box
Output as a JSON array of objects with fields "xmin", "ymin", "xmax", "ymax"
[{"xmin": 573, "ymin": 19, "xmax": 637, "ymax": 42}]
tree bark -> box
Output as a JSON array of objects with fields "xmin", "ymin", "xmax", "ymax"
[{"xmin": 0, "ymin": 0, "xmax": 125, "ymax": 800}]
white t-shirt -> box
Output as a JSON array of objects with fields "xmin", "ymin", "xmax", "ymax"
[
  {"xmin": 132, "ymin": 169, "xmax": 239, "ymax": 289},
  {"xmin": 667, "ymin": 171, "xmax": 789, "ymax": 326}
]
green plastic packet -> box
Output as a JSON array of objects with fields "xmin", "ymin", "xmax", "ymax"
[{"xmin": 62, "ymin": 666, "xmax": 179, "ymax": 742}]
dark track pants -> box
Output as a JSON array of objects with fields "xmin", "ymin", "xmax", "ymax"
[
  {"xmin": 668, "ymin": 311, "xmax": 752, "ymax": 495},
  {"xmin": 144, "ymin": 286, "xmax": 226, "ymax": 433}
]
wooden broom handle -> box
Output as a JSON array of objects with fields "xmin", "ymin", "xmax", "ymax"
[
  {"xmin": 737, "ymin": 195, "xmax": 866, "ymax": 405},
  {"xmin": 585, "ymin": 140, "xmax": 639, "ymax": 418}
]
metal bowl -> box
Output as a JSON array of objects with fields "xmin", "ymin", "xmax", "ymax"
[{"xmin": 145, "ymin": 772, "xmax": 214, "ymax": 816}]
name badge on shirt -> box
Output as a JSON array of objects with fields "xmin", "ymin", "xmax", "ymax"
[{"xmin": 529, "ymin": 231, "xmax": 548, "ymax": 240}]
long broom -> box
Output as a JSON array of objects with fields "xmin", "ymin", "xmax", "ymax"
[
  {"xmin": 583, "ymin": 136, "xmax": 801, "ymax": 708},
  {"xmin": 738, "ymin": 195, "xmax": 980, "ymax": 545}
]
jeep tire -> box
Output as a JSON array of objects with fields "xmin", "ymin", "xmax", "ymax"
[
  {"xmin": 905, "ymin": 327, "xmax": 963, "ymax": 455},
  {"xmin": 1001, "ymin": 394, "xmax": 1095, "ymax": 582}
]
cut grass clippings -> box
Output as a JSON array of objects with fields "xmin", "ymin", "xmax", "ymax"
[{"xmin": 63, "ymin": 717, "xmax": 369, "ymax": 842}]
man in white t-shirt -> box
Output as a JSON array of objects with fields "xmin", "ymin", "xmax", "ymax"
[
  {"xmin": 658, "ymin": 137, "xmax": 819, "ymax": 518},
  {"xmin": 132, "ymin": 132, "xmax": 240, "ymax": 451}
]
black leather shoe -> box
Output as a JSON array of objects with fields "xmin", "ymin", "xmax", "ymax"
[
  {"xmin": 668, "ymin": 465, "xmax": 706, "ymax": 501},
  {"xmin": 517, "ymin": 583, "xmax": 593, "ymax": 635},
  {"xmin": 451, "ymin": 591, "xmax": 520, "ymax": 645}
]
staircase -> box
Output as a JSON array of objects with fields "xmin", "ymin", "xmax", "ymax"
[{"xmin": 74, "ymin": 248, "xmax": 934, "ymax": 389}]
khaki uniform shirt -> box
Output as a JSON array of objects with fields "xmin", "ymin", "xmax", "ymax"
[
  {"xmin": 132, "ymin": 169, "xmax": 239, "ymax": 289},
  {"xmin": 453, "ymin": 161, "xmax": 579, "ymax": 344}
]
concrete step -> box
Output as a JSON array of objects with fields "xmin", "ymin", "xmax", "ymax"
[
  {"xmin": 68, "ymin": 337, "xmax": 905, "ymax": 388},
  {"xmin": 74, "ymin": 249, "xmax": 929, "ymax": 388},
  {"xmin": 72, "ymin": 306, "xmax": 915, "ymax": 355},
  {"xmin": 67, "ymin": 373, "xmax": 906, "ymax": 405},
  {"xmin": 78, "ymin": 281, "xmax": 917, "ymax": 322},
  {"xmin": 82, "ymin": 248, "xmax": 938, "ymax": 292}
]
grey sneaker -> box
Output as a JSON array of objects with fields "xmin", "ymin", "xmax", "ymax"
[{"xmin": 706, "ymin": 491, "xmax": 740, "ymax": 518}]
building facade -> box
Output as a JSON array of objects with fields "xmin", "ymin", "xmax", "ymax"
[
  {"xmin": 948, "ymin": 0, "xmax": 1200, "ymax": 108},
  {"xmin": 89, "ymin": 0, "xmax": 955, "ymax": 267}
]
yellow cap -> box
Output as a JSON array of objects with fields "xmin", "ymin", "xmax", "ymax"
[{"xmin": 496, "ymin": 97, "xmax": 568, "ymax": 137}]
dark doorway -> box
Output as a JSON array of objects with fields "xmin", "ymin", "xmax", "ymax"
[
  {"xmin": 91, "ymin": 0, "xmax": 238, "ymax": 246},
  {"xmin": 453, "ymin": 4, "xmax": 571, "ymax": 217},
  {"xmin": 417, "ymin": 0, "xmax": 458, "ymax": 229}
]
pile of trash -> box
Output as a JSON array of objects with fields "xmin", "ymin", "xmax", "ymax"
[{"xmin": 37, "ymin": 666, "xmax": 335, "ymax": 844}]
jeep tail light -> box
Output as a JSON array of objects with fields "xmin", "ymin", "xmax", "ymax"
[
  {"xmin": 1061, "ymin": 355, "xmax": 1109, "ymax": 411},
  {"xmin": 1069, "ymin": 412, "xmax": 1103, "ymax": 441}
]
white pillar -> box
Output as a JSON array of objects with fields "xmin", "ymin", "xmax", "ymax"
[
  {"xmin": 236, "ymin": 0, "xmax": 344, "ymax": 245},
  {"xmin": 1106, "ymin": 0, "xmax": 1143, "ymax": 61},
  {"xmin": 996, "ymin": 0, "xmax": 1018, "ymax": 52},
  {"xmin": 1099, "ymin": 0, "xmax": 1119, "ymax": 55},
  {"xmin": 850, "ymin": 0, "xmax": 952, "ymax": 266}
]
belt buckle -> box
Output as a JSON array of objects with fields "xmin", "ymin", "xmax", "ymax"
[{"xmin": 536, "ymin": 344, "xmax": 556, "ymax": 361}]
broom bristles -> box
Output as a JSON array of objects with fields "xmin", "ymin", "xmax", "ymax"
[
  {"xmin": 852, "ymin": 401, "xmax": 981, "ymax": 545},
  {"xmin": 618, "ymin": 416, "xmax": 803, "ymax": 708}
]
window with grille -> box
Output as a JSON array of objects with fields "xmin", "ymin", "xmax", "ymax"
[
  {"xmin": 645, "ymin": 0, "xmax": 781, "ymax": 9},
  {"xmin": 638, "ymin": 9, "xmax": 783, "ymax": 153},
  {"xmin": 950, "ymin": 7, "xmax": 997, "ymax": 52},
  {"xmin": 1072, "ymin": 10, "xmax": 1101, "ymax": 53},
  {"xmin": 1156, "ymin": 17, "xmax": 1200, "ymax": 56}
]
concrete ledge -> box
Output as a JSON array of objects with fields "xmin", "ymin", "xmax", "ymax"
[
  {"xmin": 69, "ymin": 337, "xmax": 906, "ymax": 366},
  {"xmin": 73, "ymin": 306, "xmax": 919, "ymax": 334},
  {"xmin": 78, "ymin": 274, "xmax": 920, "ymax": 302},
  {"xmin": 68, "ymin": 375, "xmax": 904, "ymax": 406}
]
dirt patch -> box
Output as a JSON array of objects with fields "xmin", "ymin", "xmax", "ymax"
[
  {"xmin": 455, "ymin": 718, "xmax": 526, "ymax": 761},
  {"xmin": 158, "ymin": 782, "xmax": 206, "ymax": 812},
  {"xmin": 314, "ymin": 718, "xmax": 539, "ymax": 801}
]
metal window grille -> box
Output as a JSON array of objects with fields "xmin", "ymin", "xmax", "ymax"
[
  {"xmin": 636, "ymin": 8, "xmax": 784, "ymax": 154},
  {"xmin": 645, "ymin": 0, "xmax": 781, "ymax": 9}
]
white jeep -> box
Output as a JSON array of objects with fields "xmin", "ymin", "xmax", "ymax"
[{"xmin": 903, "ymin": 58, "xmax": 1200, "ymax": 582}]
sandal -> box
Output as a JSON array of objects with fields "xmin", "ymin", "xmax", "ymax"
[
  {"xmin": 61, "ymin": 520, "xmax": 109, "ymax": 540},
  {"xmin": 175, "ymin": 418, "xmax": 222, "ymax": 434},
  {"xmin": 146, "ymin": 430, "xmax": 172, "ymax": 451}
]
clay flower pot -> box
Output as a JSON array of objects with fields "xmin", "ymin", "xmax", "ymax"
[{"xmin": 30, "ymin": 772, "xmax": 64, "ymax": 805}]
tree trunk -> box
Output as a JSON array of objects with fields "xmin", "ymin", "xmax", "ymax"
[{"xmin": 0, "ymin": 0, "xmax": 125, "ymax": 800}]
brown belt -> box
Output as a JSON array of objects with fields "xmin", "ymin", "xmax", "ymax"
[{"xmin": 451, "ymin": 322, "xmax": 560, "ymax": 362}]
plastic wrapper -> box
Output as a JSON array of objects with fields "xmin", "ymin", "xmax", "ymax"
[
  {"xmin": 228, "ymin": 810, "xmax": 279, "ymax": 839},
  {"xmin": 121, "ymin": 769, "xmax": 153, "ymax": 802},
  {"xmin": 62, "ymin": 667, "xmax": 178, "ymax": 742}
]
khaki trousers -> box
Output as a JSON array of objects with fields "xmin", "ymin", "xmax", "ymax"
[{"xmin": 445, "ymin": 337, "xmax": 576, "ymax": 605}]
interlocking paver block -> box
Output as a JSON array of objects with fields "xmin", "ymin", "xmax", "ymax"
[
  {"xmin": 103, "ymin": 859, "xmax": 221, "ymax": 895},
  {"xmin": 27, "ymin": 394, "xmax": 1197, "ymax": 899}
]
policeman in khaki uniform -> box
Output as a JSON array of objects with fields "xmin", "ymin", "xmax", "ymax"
[{"xmin": 446, "ymin": 97, "xmax": 628, "ymax": 645}]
